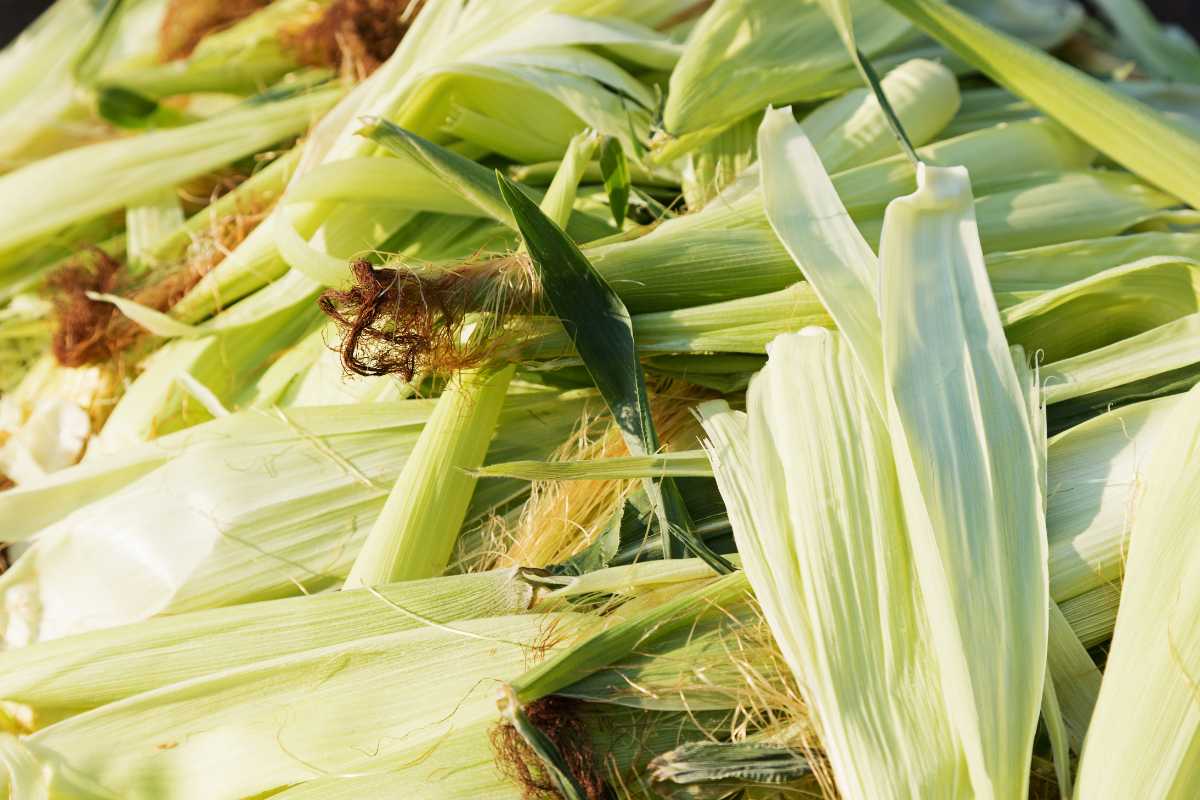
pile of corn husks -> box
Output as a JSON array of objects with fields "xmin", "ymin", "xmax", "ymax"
[{"xmin": 3, "ymin": 0, "xmax": 1200, "ymax": 797}]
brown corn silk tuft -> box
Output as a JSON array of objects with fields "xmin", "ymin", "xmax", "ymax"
[
  {"xmin": 48, "ymin": 249, "xmax": 125, "ymax": 367},
  {"xmin": 490, "ymin": 696, "xmax": 606, "ymax": 800},
  {"xmin": 158, "ymin": 0, "xmax": 272, "ymax": 61},
  {"xmin": 318, "ymin": 256, "xmax": 533, "ymax": 381},
  {"xmin": 282, "ymin": 0, "xmax": 427, "ymax": 80},
  {"xmin": 47, "ymin": 194, "xmax": 271, "ymax": 367},
  {"xmin": 494, "ymin": 382, "xmax": 715, "ymax": 569}
]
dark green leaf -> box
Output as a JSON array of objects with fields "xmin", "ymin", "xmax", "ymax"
[
  {"xmin": 497, "ymin": 171, "xmax": 733, "ymax": 573},
  {"xmin": 96, "ymin": 87, "xmax": 193, "ymax": 129},
  {"xmin": 854, "ymin": 48, "xmax": 921, "ymax": 166},
  {"xmin": 556, "ymin": 504, "xmax": 627, "ymax": 576},
  {"xmin": 362, "ymin": 118, "xmax": 614, "ymax": 243},
  {"xmin": 599, "ymin": 136, "xmax": 631, "ymax": 227}
]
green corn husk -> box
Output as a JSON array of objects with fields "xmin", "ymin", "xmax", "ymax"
[
  {"xmin": 123, "ymin": 188, "xmax": 185, "ymax": 275},
  {"xmin": 945, "ymin": 81, "xmax": 1200, "ymax": 141},
  {"xmin": 854, "ymin": 169, "xmax": 1178, "ymax": 253},
  {"xmin": 93, "ymin": 11, "xmax": 1072, "ymax": 442},
  {"xmin": 1041, "ymin": 312, "xmax": 1200, "ymax": 407},
  {"xmin": 248, "ymin": 321, "xmax": 412, "ymax": 409},
  {"xmin": 1021, "ymin": 341, "xmax": 1070, "ymax": 739},
  {"xmin": 0, "ymin": 568, "xmax": 541, "ymax": 728},
  {"xmin": 519, "ymin": 232, "xmax": 1200, "ymax": 366},
  {"xmin": 94, "ymin": 0, "xmax": 324, "ymax": 100},
  {"xmin": 93, "ymin": 0, "xmax": 689, "ymax": 446},
  {"xmin": 881, "ymin": 0, "xmax": 1200, "ymax": 211},
  {"xmin": 700, "ymin": 334, "xmax": 967, "ymax": 797},
  {"xmin": 1058, "ymin": 586, "xmax": 1121, "ymax": 650},
  {"xmin": 657, "ymin": 0, "xmax": 1088, "ymax": 161},
  {"xmin": 0, "ymin": 561, "xmax": 737, "ymax": 797},
  {"xmin": 681, "ymin": 112, "xmax": 761, "ymax": 211},
  {"xmin": 1045, "ymin": 394, "xmax": 1180, "ymax": 604},
  {"xmin": 89, "ymin": 270, "xmax": 328, "ymax": 450},
  {"xmin": 507, "ymin": 570, "xmax": 752, "ymax": 707},
  {"xmin": 43, "ymin": 145, "xmax": 302, "ymax": 328},
  {"xmin": 678, "ymin": 56, "xmax": 960, "ymax": 210},
  {"xmin": 0, "ymin": 214, "xmax": 127, "ymax": 302},
  {"xmin": 952, "ymin": 0, "xmax": 1084, "ymax": 48},
  {"xmin": 1092, "ymin": 0, "xmax": 1200, "ymax": 82},
  {"xmin": 265, "ymin": 705, "xmax": 717, "ymax": 800},
  {"xmin": 799, "ymin": 56, "xmax": 961, "ymax": 173},
  {"xmin": 0, "ymin": 391, "xmax": 585, "ymax": 645},
  {"xmin": 491, "ymin": 386, "xmax": 1179, "ymax": 655},
  {"xmin": 0, "ymin": 86, "xmax": 339, "ymax": 294},
  {"xmin": 1014, "ymin": 349, "xmax": 1099, "ymax": 768},
  {"xmin": 343, "ymin": 365, "xmax": 517, "ymax": 587},
  {"xmin": 501, "ymin": 167, "xmax": 731, "ymax": 569},
  {"xmin": 592, "ymin": 118, "xmax": 1097, "ymax": 314},
  {"xmin": 757, "ymin": 105, "xmax": 888, "ymax": 403},
  {"xmin": 869, "ymin": 161, "xmax": 1049, "ymax": 799},
  {"xmin": 1074, "ymin": 381, "xmax": 1200, "ymax": 797},
  {"xmin": 478, "ymin": 451, "xmax": 714, "ymax": 482},
  {"xmin": 1003, "ymin": 253, "xmax": 1200, "ymax": 359},
  {"xmin": 1001, "ymin": 254, "xmax": 1200, "ymax": 360},
  {"xmin": 710, "ymin": 100, "xmax": 1048, "ymax": 795},
  {"xmin": 4, "ymin": 613, "xmax": 588, "ymax": 800},
  {"xmin": 342, "ymin": 128, "xmax": 603, "ymax": 589},
  {"xmin": 554, "ymin": 584, "xmax": 785, "ymax": 712},
  {"xmin": 986, "ymin": 231, "xmax": 1200, "ymax": 305},
  {"xmin": 602, "ymin": 166, "xmax": 1174, "ymax": 321},
  {"xmin": 0, "ymin": 0, "xmax": 154, "ymax": 171},
  {"xmin": 658, "ymin": 0, "xmax": 914, "ymax": 159},
  {"xmin": 150, "ymin": 145, "xmax": 300, "ymax": 271},
  {"xmin": 0, "ymin": 559, "xmax": 722, "ymax": 728}
]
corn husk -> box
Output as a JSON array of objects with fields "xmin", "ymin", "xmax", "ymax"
[
  {"xmin": 267, "ymin": 705, "xmax": 713, "ymax": 800},
  {"xmin": 1092, "ymin": 0, "xmax": 1200, "ymax": 82},
  {"xmin": 0, "ymin": 87, "xmax": 339, "ymax": 293},
  {"xmin": 1074, "ymin": 381, "xmax": 1200, "ymax": 797},
  {"xmin": 659, "ymin": 0, "xmax": 913, "ymax": 158},
  {"xmin": 1001, "ymin": 255, "xmax": 1200, "ymax": 362},
  {"xmin": 881, "ymin": 0, "xmax": 1200, "ymax": 211},
  {"xmin": 798, "ymin": 58, "xmax": 960, "ymax": 173},
  {"xmin": 1046, "ymin": 394, "xmax": 1178, "ymax": 603},
  {"xmin": 593, "ymin": 118, "xmax": 1097, "ymax": 314},
  {"xmin": 344, "ymin": 365, "xmax": 516, "ymax": 587},
  {"xmin": 0, "ymin": 568, "xmax": 540, "ymax": 728},
  {"xmin": 878, "ymin": 163, "xmax": 1047, "ymax": 799},
  {"xmin": 750, "ymin": 105, "xmax": 1050, "ymax": 796},
  {"xmin": 700, "ymin": 332, "xmax": 967, "ymax": 798},
  {"xmin": 1041, "ymin": 311, "xmax": 1200, "ymax": 407},
  {"xmin": 987, "ymin": 231, "xmax": 1200, "ymax": 305},
  {"xmin": 0, "ymin": 558, "xmax": 735, "ymax": 731},
  {"xmin": 0, "ymin": 391, "xmax": 584, "ymax": 645},
  {"xmin": 0, "ymin": 0, "xmax": 136, "ymax": 171},
  {"xmin": 95, "ymin": 0, "xmax": 318, "ymax": 99},
  {"xmin": 94, "ymin": 0, "xmax": 684, "ymax": 446},
  {"xmin": 0, "ymin": 295, "xmax": 51, "ymax": 395},
  {"xmin": 11, "ymin": 613, "xmax": 586, "ymax": 800}
]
